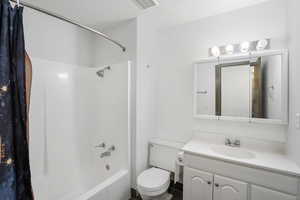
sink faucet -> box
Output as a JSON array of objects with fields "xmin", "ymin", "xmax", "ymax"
[{"xmin": 225, "ymin": 138, "xmax": 241, "ymax": 147}]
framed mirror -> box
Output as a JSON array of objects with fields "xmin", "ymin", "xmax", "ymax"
[{"xmin": 193, "ymin": 49, "xmax": 288, "ymax": 124}]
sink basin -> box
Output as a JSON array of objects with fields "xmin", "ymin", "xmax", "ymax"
[{"xmin": 211, "ymin": 145, "xmax": 255, "ymax": 159}]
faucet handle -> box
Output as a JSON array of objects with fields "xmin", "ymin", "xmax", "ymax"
[
  {"xmin": 108, "ymin": 145, "xmax": 116, "ymax": 152},
  {"xmin": 95, "ymin": 143, "xmax": 106, "ymax": 148},
  {"xmin": 225, "ymin": 138, "xmax": 232, "ymax": 145},
  {"xmin": 233, "ymin": 140, "xmax": 241, "ymax": 147}
]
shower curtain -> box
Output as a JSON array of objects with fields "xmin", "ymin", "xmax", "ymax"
[{"xmin": 0, "ymin": 0, "xmax": 34, "ymax": 199}]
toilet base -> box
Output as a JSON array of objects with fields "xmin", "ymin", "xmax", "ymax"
[{"xmin": 141, "ymin": 193, "xmax": 173, "ymax": 200}]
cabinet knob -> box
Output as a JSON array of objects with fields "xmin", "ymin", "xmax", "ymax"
[
  {"xmin": 215, "ymin": 183, "xmax": 219, "ymax": 187},
  {"xmin": 207, "ymin": 181, "xmax": 211, "ymax": 185}
]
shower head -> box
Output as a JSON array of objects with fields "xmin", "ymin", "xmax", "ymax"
[{"xmin": 96, "ymin": 66, "xmax": 111, "ymax": 78}]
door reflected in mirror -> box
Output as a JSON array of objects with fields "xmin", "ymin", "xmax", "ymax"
[{"xmin": 216, "ymin": 63, "xmax": 251, "ymax": 118}]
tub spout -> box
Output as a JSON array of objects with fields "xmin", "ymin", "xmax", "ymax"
[{"xmin": 100, "ymin": 151, "xmax": 111, "ymax": 158}]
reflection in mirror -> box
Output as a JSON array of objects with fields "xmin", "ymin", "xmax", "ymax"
[
  {"xmin": 195, "ymin": 54, "xmax": 283, "ymax": 121},
  {"xmin": 216, "ymin": 62, "xmax": 251, "ymax": 118}
]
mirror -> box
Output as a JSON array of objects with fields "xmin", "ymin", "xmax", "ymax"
[{"xmin": 194, "ymin": 50, "xmax": 288, "ymax": 124}]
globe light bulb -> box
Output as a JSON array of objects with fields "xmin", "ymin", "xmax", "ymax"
[
  {"xmin": 225, "ymin": 44, "xmax": 234, "ymax": 54},
  {"xmin": 240, "ymin": 41, "xmax": 250, "ymax": 53},
  {"xmin": 256, "ymin": 39, "xmax": 268, "ymax": 51},
  {"xmin": 211, "ymin": 46, "xmax": 220, "ymax": 57}
]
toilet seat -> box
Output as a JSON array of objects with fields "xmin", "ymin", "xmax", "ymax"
[{"xmin": 137, "ymin": 167, "xmax": 170, "ymax": 195}]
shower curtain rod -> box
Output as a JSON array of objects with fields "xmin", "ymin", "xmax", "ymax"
[{"xmin": 10, "ymin": 0, "xmax": 127, "ymax": 52}]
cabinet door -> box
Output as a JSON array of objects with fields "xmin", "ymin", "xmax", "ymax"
[
  {"xmin": 251, "ymin": 185, "xmax": 297, "ymax": 200},
  {"xmin": 183, "ymin": 167, "xmax": 213, "ymax": 200},
  {"xmin": 214, "ymin": 175, "xmax": 247, "ymax": 200}
]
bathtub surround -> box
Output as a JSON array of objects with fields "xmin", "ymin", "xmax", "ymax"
[
  {"xmin": 29, "ymin": 58, "xmax": 131, "ymax": 199},
  {"xmin": 91, "ymin": 19, "xmax": 138, "ymax": 188}
]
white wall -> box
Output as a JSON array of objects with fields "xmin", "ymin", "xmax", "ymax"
[
  {"xmin": 135, "ymin": 12, "xmax": 160, "ymax": 185},
  {"xmin": 287, "ymin": 0, "xmax": 300, "ymax": 165},
  {"xmin": 155, "ymin": 0, "xmax": 288, "ymax": 143},
  {"xmin": 24, "ymin": 8, "xmax": 95, "ymax": 67},
  {"xmin": 92, "ymin": 19, "xmax": 137, "ymax": 67}
]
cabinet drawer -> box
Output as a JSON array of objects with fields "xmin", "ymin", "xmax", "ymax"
[{"xmin": 185, "ymin": 153, "xmax": 299, "ymax": 195}]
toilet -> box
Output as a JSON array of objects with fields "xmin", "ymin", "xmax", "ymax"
[{"xmin": 137, "ymin": 139, "xmax": 184, "ymax": 200}]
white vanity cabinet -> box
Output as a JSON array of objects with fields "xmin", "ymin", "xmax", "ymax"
[
  {"xmin": 214, "ymin": 175, "xmax": 247, "ymax": 200},
  {"xmin": 183, "ymin": 167, "xmax": 213, "ymax": 200},
  {"xmin": 183, "ymin": 153, "xmax": 299, "ymax": 200},
  {"xmin": 184, "ymin": 167, "xmax": 247, "ymax": 200}
]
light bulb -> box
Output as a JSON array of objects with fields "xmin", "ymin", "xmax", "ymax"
[
  {"xmin": 240, "ymin": 41, "xmax": 250, "ymax": 53},
  {"xmin": 225, "ymin": 44, "xmax": 234, "ymax": 54},
  {"xmin": 211, "ymin": 46, "xmax": 220, "ymax": 57},
  {"xmin": 256, "ymin": 39, "xmax": 268, "ymax": 51}
]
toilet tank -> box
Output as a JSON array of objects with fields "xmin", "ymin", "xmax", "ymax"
[{"xmin": 149, "ymin": 139, "xmax": 184, "ymax": 172}]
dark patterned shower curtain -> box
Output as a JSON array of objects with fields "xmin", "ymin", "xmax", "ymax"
[{"xmin": 0, "ymin": 0, "xmax": 34, "ymax": 199}]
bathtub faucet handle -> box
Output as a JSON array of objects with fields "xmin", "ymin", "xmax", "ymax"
[
  {"xmin": 95, "ymin": 143, "xmax": 106, "ymax": 148},
  {"xmin": 108, "ymin": 145, "xmax": 116, "ymax": 152}
]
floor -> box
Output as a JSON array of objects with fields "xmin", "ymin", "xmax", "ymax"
[{"xmin": 168, "ymin": 186, "xmax": 183, "ymax": 200}]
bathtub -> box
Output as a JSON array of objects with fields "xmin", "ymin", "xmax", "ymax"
[{"xmin": 77, "ymin": 170, "xmax": 131, "ymax": 200}]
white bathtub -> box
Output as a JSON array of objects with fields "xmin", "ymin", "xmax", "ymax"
[{"xmin": 77, "ymin": 170, "xmax": 131, "ymax": 200}]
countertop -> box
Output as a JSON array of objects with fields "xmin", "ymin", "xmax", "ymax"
[{"xmin": 182, "ymin": 139, "xmax": 300, "ymax": 177}]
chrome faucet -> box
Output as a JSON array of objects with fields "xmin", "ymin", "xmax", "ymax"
[
  {"xmin": 100, "ymin": 145, "xmax": 116, "ymax": 158},
  {"xmin": 225, "ymin": 138, "xmax": 241, "ymax": 147},
  {"xmin": 100, "ymin": 151, "xmax": 111, "ymax": 158},
  {"xmin": 108, "ymin": 145, "xmax": 115, "ymax": 152}
]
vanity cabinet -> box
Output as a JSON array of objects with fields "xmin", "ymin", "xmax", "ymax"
[
  {"xmin": 184, "ymin": 167, "xmax": 247, "ymax": 200},
  {"xmin": 214, "ymin": 175, "xmax": 247, "ymax": 200},
  {"xmin": 183, "ymin": 153, "xmax": 299, "ymax": 200},
  {"xmin": 183, "ymin": 167, "xmax": 213, "ymax": 200}
]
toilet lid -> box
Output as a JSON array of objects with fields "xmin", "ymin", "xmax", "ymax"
[{"xmin": 137, "ymin": 168, "xmax": 170, "ymax": 192}]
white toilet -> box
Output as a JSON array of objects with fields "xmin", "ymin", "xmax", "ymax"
[{"xmin": 137, "ymin": 139, "xmax": 183, "ymax": 200}]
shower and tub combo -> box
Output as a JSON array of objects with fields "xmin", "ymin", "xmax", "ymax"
[{"xmin": 29, "ymin": 59, "xmax": 132, "ymax": 200}]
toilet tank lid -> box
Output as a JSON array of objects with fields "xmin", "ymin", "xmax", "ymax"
[{"xmin": 149, "ymin": 138, "xmax": 185, "ymax": 149}]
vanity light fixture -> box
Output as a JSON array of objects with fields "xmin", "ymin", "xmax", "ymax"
[
  {"xmin": 240, "ymin": 41, "xmax": 250, "ymax": 53},
  {"xmin": 209, "ymin": 39, "xmax": 270, "ymax": 57},
  {"xmin": 225, "ymin": 44, "xmax": 234, "ymax": 54},
  {"xmin": 256, "ymin": 39, "xmax": 268, "ymax": 51},
  {"xmin": 211, "ymin": 46, "xmax": 221, "ymax": 57}
]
